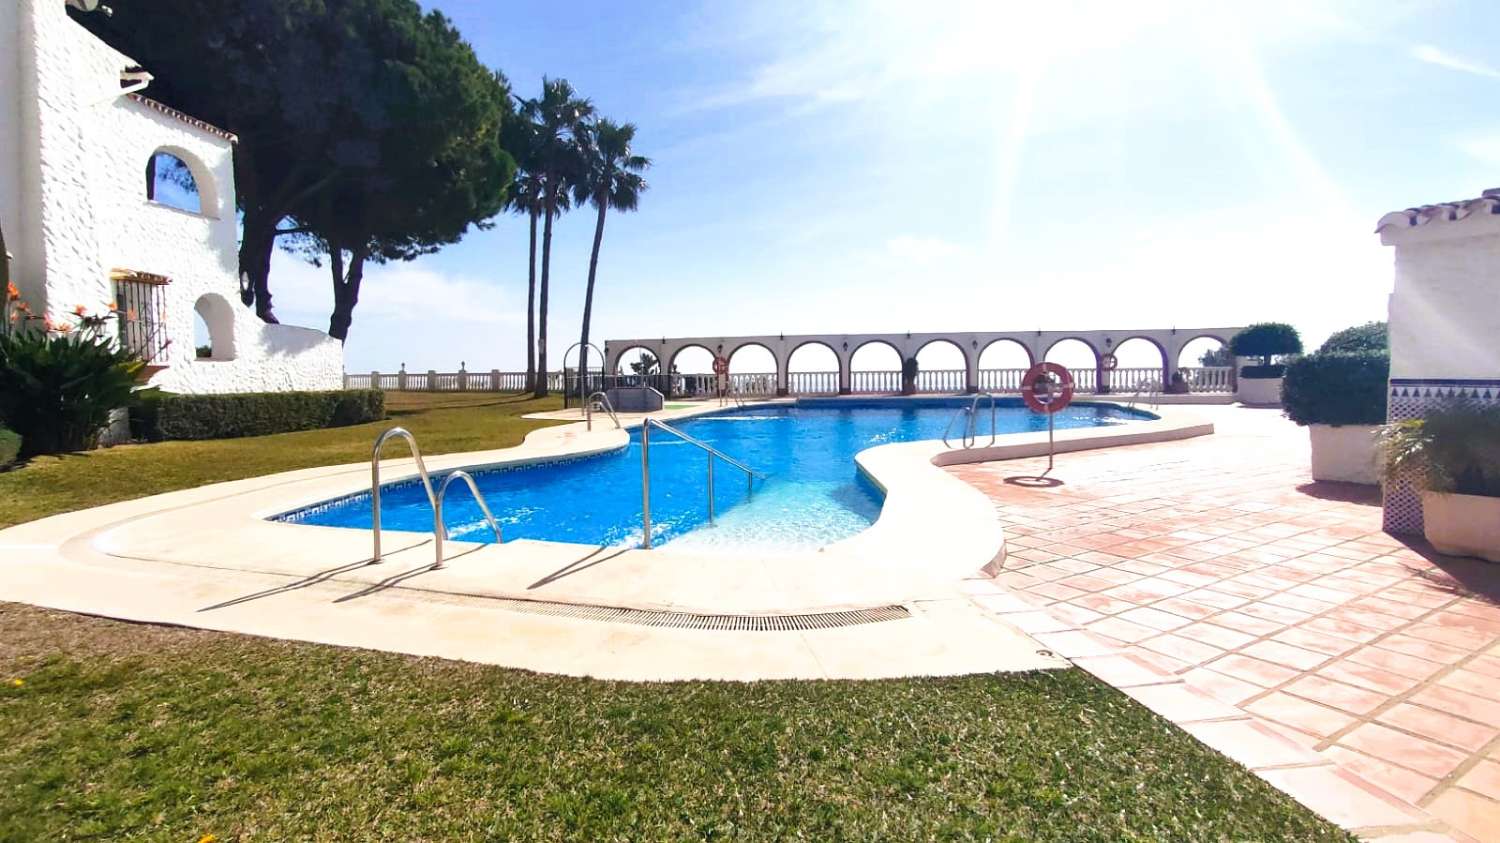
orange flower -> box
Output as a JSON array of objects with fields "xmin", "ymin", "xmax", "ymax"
[
  {"xmin": 5, "ymin": 282, "xmax": 17, "ymax": 301},
  {"xmin": 54, "ymin": 321, "xmax": 73, "ymax": 334},
  {"xmin": 73, "ymin": 304, "xmax": 88, "ymax": 316},
  {"xmin": 106, "ymin": 301, "xmax": 120, "ymax": 311}
]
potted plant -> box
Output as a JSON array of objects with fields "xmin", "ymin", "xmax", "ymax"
[
  {"xmin": 1230, "ymin": 322, "xmax": 1302, "ymax": 406},
  {"xmin": 901, "ymin": 356, "xmax": 919, "ymax": 395},
  {"xmin": 1379, "ymin": 402, "xmax": 1500, "ymax": 562},
  {"xmin": 1282, "ymin": 351, "xmax": 1388, "ymax": 484}
]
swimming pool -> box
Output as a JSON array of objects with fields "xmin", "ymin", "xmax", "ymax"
[{"xmin": 278, "ymin": 398, "xmax": 1153, "ymax": 554}]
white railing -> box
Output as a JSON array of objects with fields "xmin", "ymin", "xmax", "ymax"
[
  {"xmin": 850, "ymin": 370, "xmax": 902, "ymax": 393},
  {"xmin": 1179, "ymin": 366, "xmax": 1234, "ymax": 393},
  {"xmin": 915, "ymin": 369, "xmax": 966, "ymax": 393},
  {"xmin": 789, "ymin": 371, "xmax": 838, "ymax": 394},
  {"xmin": 1101, "ymin": 367, "xmax": 1162, "ymax": 393},
  {"xmin": 728, "ymin": 372, "xmax": 777, "ymax": 396},
  {"xmin": 977, "ymin": 368, "xmax": 1027, "ymax": 392}
]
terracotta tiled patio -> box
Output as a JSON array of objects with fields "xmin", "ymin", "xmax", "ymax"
[{"xmin": 952, "ymin": 406, "xmax": 1500, "ymax": 842}]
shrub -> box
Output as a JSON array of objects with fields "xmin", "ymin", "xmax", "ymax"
[
  {"xmin": 151, "ymin": 389, "xmax": 385, "ymax": 441},
  {"xmin": 1379, "ymin": 402, "xmax": 1500, "ymax": 498},
  {"xmin": 0, "ymin": 291, "xmax": 142, "ymax": 456},
  {"xmin": 0, "ymin": 427, "xmax": 19, "ymax": 468},
  {"xmin": 1230, "ymin": 323, "xmax": 1302, "ymax": 378},
  {"xmin": 1282, "ymin": 351, "xmax": 1389, "ymax": 426},
  {"xmin": 1318, "ymin": 321, "xmax": 1387, "ymax": 355}
]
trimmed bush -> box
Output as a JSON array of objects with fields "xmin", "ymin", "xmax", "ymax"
[
  {"xmin": 1318, "ymin": 321, "xmax": 1387, "ymax": 355},
  {"xmin": 1231, "ymin": 322, "xmax": 1302, "ymax": 379},
  {"xmin": 1282, "ymin": 351, "xmax": 1389, "ymax": 427},
  {"xmin": 151, "ymin": 389, "xmax": 385, "ymax": 441},
  {"xmin": 0, "ymin": 427, "xmax": 20, "ymax": 468}
]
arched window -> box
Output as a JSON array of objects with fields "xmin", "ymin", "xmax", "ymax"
[
  {"xmin": 145, "ymin": 150, "xmax": 202, "ymax": 214},
  {"xmin": 193, "ymin": 293, "xmax": 235, "ymax": 361}
]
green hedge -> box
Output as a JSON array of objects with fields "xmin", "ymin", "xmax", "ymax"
[
  {"xmin": 144, "ymin": 389, "xmax": 385, "ymax": 441},
  {"xmin": 0, "ymin": 427, "xmax": 20, "ymax": 468},
  {"xmin": 1282, "ymin": 351, "xmax": 1389, "ymax": 426},
  {"xmin": 1239, "ymin": 364, "xmax": 1286, "ymax": 380}
]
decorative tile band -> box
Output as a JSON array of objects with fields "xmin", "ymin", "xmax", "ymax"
[{"xmin": 1384, "ymin": 377, "xmax": 1500, "ymax": 535}]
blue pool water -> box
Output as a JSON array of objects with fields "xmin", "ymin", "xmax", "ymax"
[{"xmin": 278, "ymin": 398, "xmax": 1152, "ymax": 554}]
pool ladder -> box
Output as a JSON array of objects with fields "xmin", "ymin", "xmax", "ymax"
[
  {"xmin": 585, "ymin": 391, "xmax": 621, "ymax": 431},
  {"xmin": 370, "ymin": 427, "xmax": 502, "ymax": 568},
  {"xmin": 639, "ymin": 417, "xmax": 765, "ymax": 549},
  {"xmin": 942, "ymin": 392, "xmax": 1000, "ymax": 449}
]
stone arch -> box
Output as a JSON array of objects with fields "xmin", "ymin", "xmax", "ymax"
[
  {"xmin": 613, "ymin": 344, "xmax": 659, "ymax": 375},
  {"xmin": 146, "ymin": 147, "xmax": 217, "ymax": 216},
  {"xmin": 914, "ymin": 338, "xmax": 968, "ymax": 371},
  {"xmin": 1106, "ymin": 335, "xmax": 1169, "ymax": 393},
  {"xmin": 785, "ymin": 340, "xmax": 841, "ymax": 395},
  {"xmin": 1044, "ymin": 337, "xmax": 1100, "ymax": 392},
  {"xmin": 193, "ymin": 293, "xmax": 236, "ymax": 361},
  {"xmin": 726, "ymin": 341, "xmax": 778, "ymax": 395},
  {"xmin": 668, "ymin": 344, "xmax": 717, "ymax": 398},
  {"xmin": 979, "ymin": 338, "xmax": 1034, "ymax": 368},
  {"xmin": 849, "ymin": 338, "xmax": 903, "ymax": 371},
  {"xmin": 849, "ymin": 339, "xmax": 904, "ymax": 394},
  {"xmin": 726, "ymin": 341, "xmax": 776, "ymax": 373},
  {"xmin": 1176, "ymin": 334, "xmax": 1231, "ymax": 368},
  {"xmin": 914, "ymin": 338, "xmax": 968, "ymax": 393}
]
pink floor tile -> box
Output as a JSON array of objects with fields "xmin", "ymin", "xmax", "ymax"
[
  {"xmin": 1125, "ymin": 683, "xmax": 1245, "ymax": 723},
  {"xmin": 1242, "ymin": 640, "xmax": 1330, "ymax": 671},
  {"xmin": 1319, "ymin": 745, "xmax": 1438, "ymax": 806},
  {"xmin": 1246, "ymin": 692, "xmax": 1357, "ymax": 738},
  {"xmin": 1339, "ymin": 723, "xmax": 1470, "ymax": 779},
  {"xmin": 1378, "ymin": 703, "xmax": 1499, "ymax": 753},
  {"xmin": 1182, "ymin": 667, "xmax": 1262, "ymax": 706},
  {"xmin": 1284, "ymin": 674, "xmax": 1390, "ymax": 716},
  {"xmin": 1207, "ymin": 654, "xmax": 1302, "ymax": 688},
  {"xmin": 1181, "ymin": 719, "xmax": 1324, "ymax": 769},
  {"xmin": 1256, "ymin": 765, "xmax": 1428, "ymax": 830}
]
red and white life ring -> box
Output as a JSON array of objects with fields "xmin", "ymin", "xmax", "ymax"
[{"xmin": 1021, "ymin": 362, "xmax": 1075, "ymax": 414}]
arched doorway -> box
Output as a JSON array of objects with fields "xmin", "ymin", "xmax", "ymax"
[
  {"xmin": 193, "ymin": 293, "xmax": 236, "ymax": 361},
  {"xmin": 1176, "ymin": 335, "xmax": 1233, "ymax": 393},
  {"xmin": 914, "ymin": 339, "xmax": 967, "ymax": 393},
  {"xmin": 669, "ymin": 345, "xmax": 716, "ymax": 398},
  {"xmin": 787, "ymin": 341, "xmax": 840, "ymax": 395},
  {"xmin": 977, "ymin": 338, "xmax": 1032, "ymax": 392},
  {"xmin": 727, "ymin": 342, "xmax": 777, "ymax": 396},
  {"xmin": 1105, "ymin": 336, "xmax": 1167, "ymax": 394},
  {"xmin": 1045, "ymin": 338, "xmax": 1099, "ymax": 393},
  {"xmin": 849, "ymin": 340, "xmax": 902, "ymax": 394}
]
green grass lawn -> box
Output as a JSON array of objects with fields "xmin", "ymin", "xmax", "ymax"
[
  {"xmin": 0, "ymin": 604, "xmax": 1349, "ymax": 842},
  {"xmin": 0, "ymin": 391, "xmax": 563, "ymax": 530}
]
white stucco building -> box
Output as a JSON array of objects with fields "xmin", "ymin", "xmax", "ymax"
[
  {"xmin": 1376, "ymin": 188, "xmax": 1500, "ymax": 533},
  {"xmin": 0, "ymin": 0, "xmax": 342, "ymax": 393}
]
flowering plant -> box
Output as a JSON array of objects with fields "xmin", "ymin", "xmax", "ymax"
[{"xmin": 0, "ymin": 287, "xmax": 144, "ymax": 456}]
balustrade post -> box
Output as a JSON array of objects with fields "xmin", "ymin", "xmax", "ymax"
[
  {"xmin": 491, "ymin": 369, "xmax": 500, "ymax": 391},
  {"xmin": 397, "ymin": 364, "xmax": 407, "ymax": 391},
  {"xmin": 370, "ymin": 370, "xmax": 379, "ymax": 391},
  {"xmin": 427, "ymin": 369, "xmax": 437, "ymax": 392}
]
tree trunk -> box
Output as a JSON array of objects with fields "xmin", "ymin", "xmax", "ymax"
[
  {"xmin": 525, "ymin": 208, "xmax": 538, "ymax": 393},
  {"xmin": 238, "ymin": 208, "xmax": 280, "ymax": 324},
  {"xmin": 533, "ymin": 191, "xmax": 555, "ymax": 399},
  {"xmin": 327, "ymin": 244, "xmax": 367, "ymax": 343},
  {"xmin": 578, "ymin": 198, "xmax": 608, "ymax": 400}
]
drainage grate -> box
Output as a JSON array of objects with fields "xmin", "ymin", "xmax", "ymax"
[{"xmin": 483, "ymin": 597, "xmax": 911, "ymax": 631}]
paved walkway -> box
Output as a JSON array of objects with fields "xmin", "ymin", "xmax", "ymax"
[{"xmin": 951, "ymin": 407, "xmax": 1500, "ymax": 842}]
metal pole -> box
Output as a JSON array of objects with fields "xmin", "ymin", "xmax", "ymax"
[
  {"xmin": 371, "ymin": 452, "xmax": 382, "ymax": 563},
  {"xmin": 433, "ymin": 495, "xmax": 445, "ymax": 569},
  {"xmin": 1046, "ymin": 410, "xmax": 1056, "ymax": 475},
  {"xmin": 707, "ymin": 455, "xmax": 715, "ymax": 524},
  {"xmin": 641, "ymin": 421, "xmax": 652, "ymax": 548}
]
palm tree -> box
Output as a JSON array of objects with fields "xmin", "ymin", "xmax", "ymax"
[
  {"xmin": 573, "ymin": 118, "xmax": 649, "ymax": 396},
  {"xmin": 503, "ymin": 127, "xmax": 568, "ymax": 393},
  {"xmin": 520, "ymin": 78, "xmax": 593, "ymax": 398}
]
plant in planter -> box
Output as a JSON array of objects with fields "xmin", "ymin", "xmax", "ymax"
[
  {"xmin": 1282, "ymin": 351, "xmax": 1389, "ymax": 484},
  {"xmin": 1379, "ymin": 402, "xmax": 1500, "ymax": 562},
  {"xmin": 1230, "ymin": 322, "xmax": 1302, "ymax": 405},
  {"xmin": 0, "ymin": 289, "xmax": 143, "ymax": 456},
  {"xmin": 901, "ymin": 356, "xmax": 919, "ymax": 395}
]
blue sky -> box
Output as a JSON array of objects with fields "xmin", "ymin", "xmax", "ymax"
[{"xmin": 263, "ymin": 0, "xmax": 1500, "ymax": 374}]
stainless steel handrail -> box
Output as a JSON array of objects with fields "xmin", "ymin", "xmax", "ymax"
[
  {"xmin": 433, "ymin": 470, "xmax": 503, "ymax": 568},
  {"xmin": 585, "ymin": 391, "xmax": 621, "ymax": 431},
  {"xmin": 942, "ymin": 393, "xmax": 999, "ymax": 449},
  {"xmin": 639, "ymin": 417, "xmax": 764, "ymax": 549},
  {"xmin": 371, "ymin": 426, "xmax": 440, "ymax": 563}
]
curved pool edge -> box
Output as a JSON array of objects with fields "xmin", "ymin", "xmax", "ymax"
[{"xmin": 0, "ymin": 400, "xmax": 1208, "ymax": 681}]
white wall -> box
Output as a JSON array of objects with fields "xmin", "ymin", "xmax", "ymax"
[
  {"xmin": 7, "ymin": 0, "xmax": 343, "ymax": 394},
  {"xmin": 1381, "ymin": 211, "xmax": 1500, "ymax": 380}
]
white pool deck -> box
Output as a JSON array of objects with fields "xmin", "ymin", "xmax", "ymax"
[{"xmin": 0, "ymin": 399, "xmax": 1211, "ymax": 681}]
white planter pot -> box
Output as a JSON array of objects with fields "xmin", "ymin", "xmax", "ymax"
[
  {"xmin": 1308, "ymin": 424, "xmax": 1379, "ymax": 485},
  {"xmin": 1237, "ymin": 376, "xmax": 1282, "ymax": 406},
  {"xmin": 1421, "ymin": 491, "xmax": 1500, "ymax": 563}
]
